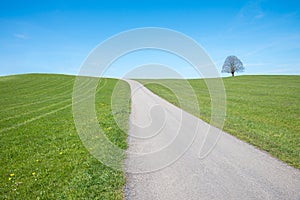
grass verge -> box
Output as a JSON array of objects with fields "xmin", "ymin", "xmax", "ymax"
[{"xmin": 0, "ymin": 74, "xmax": 130, "ymax": 199}]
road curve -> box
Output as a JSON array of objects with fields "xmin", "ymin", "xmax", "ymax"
[{"xmin": 124, "ymin": 80, "xmax": 300, "ymax": 200}]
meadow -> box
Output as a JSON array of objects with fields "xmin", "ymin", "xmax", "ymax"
[
  {"xmin": 0, "ymin": 74, "xmax": 130, "ymax": 199},
  {"xmin": 140, "ymin": 75, "xmax": 300, "ymax": 169},
  {"xmin": 1, "ymin": 74, "xmax": 299, "ymax": 199}
]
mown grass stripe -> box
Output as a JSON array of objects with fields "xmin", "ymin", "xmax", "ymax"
[
  {"xmin": 0, "ymin": 88, "xmax": 99, "ymax": 133},
  {"xmin": 0, "ymin": 103, "xmax": 72, "ymax": 134},
  {"xmin": 0, "ymin": 98, "xmax": 72, "ymax": 123},
  {"xmin": 1, "ymin": 91, "xmax": 72, "ymax": 112},
  {"xmin": 0, "ymin": 77, "xmax": 74, "ymax": 102}
]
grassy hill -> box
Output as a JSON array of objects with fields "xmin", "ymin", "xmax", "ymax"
[
  {"xmin": 1, "ymin": 74, "xmax": 299, "ymax": 199},
  {"xmin": 0, "ymin": 74, "xmax": 130, "ymax": 199},
  {"xmin": 140, "ymin": 75, "xmax": 300, "ymax": 169}
]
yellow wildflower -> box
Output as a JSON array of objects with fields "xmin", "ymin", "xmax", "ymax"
[
  {"xmin": 9, "ymin": 173, "xmax": 14, "ymax": 177},
  {"xmin": 59, "ymin": 152, "xmax": 63, "ymax": 155},
  {"xmin": 32, "ymin": 172, "xmax": 36, "ymax": 176},
  {"xmin": 8, "ymin": 177, "xmax": 12, "ymax": 181}
]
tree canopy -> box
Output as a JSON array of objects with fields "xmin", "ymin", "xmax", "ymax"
[{"xmin": 221, "ymin": 55, "xmax": 244, "ymax": 76}]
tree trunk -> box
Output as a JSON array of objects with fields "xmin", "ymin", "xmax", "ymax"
[{"xmin": 231, "ymin": 72, "xmax": 234, "ymax": 77}]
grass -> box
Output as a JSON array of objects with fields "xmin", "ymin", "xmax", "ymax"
[
  {"xmin": 0, "ymin": 74, "xmax": 130, "ymax": 199},
  {"xmin": 139, "ymin": 75, "xmax": 300, "ymax": 169}
]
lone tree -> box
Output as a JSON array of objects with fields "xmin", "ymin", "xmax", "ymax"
[{"xmin": 221, "ymin": 55, "xmax": 244, "ymax": 77}]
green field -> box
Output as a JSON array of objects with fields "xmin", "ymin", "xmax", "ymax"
[
  {"xmin": 140, "ymin": 75, "xmax": 300, "ymax": 169},
  {"xmin": 0, "ymin": 74, "xmax": 130, "ymax": 199},
  {"xmin": 1, "ymin": 74, "xmax": 299, "ymax": 199}
]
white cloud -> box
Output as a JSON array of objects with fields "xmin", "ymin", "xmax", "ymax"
[
  {"xmin": 246, "ymin": 62, "xmax": 270, "ymax": 67},
  {"xmin": 234, "ymin": 0, "xmax": 265, "ymax": 25},
  {"xmin": 13, "ymin": 33, "xmax": 28, "ymax": 39},
  {"xmin": 264, "ymin": 67, "xmax": 300, "ymax": 74},
  {"xmin": 255, "ymin": 11, "xmax": 265, "ymax": 19}
]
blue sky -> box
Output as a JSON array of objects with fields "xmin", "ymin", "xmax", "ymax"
[{"xmin": 0, "ymin": 0, "xmax": 300, "ymax": 78}]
